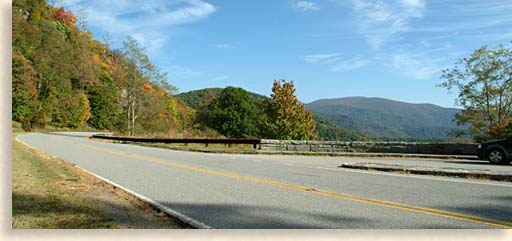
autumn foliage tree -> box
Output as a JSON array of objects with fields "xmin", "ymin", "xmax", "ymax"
[
  {"xmin": 259, "ymin": 80, "xmax": 317, "ymax": 140},
  {"xmin": 440, "ymin": 44, "xmax": 512, "ymax": 141},
  {"xmin": 12, "ymin": 0, "xmax": 186, "ymax": 135},
  {"xmin": 12, "ymin": 51, "xmax": 38, "ymax": 129},
  {"xmin": 52, "ymin": 7, "xmax": 77, "ymax": 28}
]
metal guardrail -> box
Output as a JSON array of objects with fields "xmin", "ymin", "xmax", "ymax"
[{"xmin": 91, "ymin": 134, "xmax": 261, "ymax": 149}]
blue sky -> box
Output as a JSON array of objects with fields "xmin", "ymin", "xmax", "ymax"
[{"xmin": 63, "ymin": 0, "xmax": 512, "ymax": 107}]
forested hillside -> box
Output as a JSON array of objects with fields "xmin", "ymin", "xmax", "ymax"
[
  {"xmin": 177, "ymin": 88, "xmax": 369, "ymax": 141},
  {"xmin": 176, "ymin": 88, "xmax": 269, "ymax": 110},
  {"xmin": 307, "ymin": 97, "xmax": 465, "ymax": 140},
  {"xmin": 12, "ymin": 0, "xmax": 193, "ymax": 136}
]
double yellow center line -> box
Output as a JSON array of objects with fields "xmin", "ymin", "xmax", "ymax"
[{"xmin": 69, "ymin": 139, "xmax": 512, "ymax": 229}]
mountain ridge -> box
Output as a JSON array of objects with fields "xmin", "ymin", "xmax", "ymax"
[
  {"xmin": 306, "ymin": 96, "xmax": 464, "ymax": 140},
  {"xmin": 177, "ymin": 88, "xmax": 370, "ymax": 141},
  {"xmin": 177, "ymin": 88, "xmax": 465, "ymax": 140}
]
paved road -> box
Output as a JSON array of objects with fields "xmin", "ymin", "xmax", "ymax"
[{"xmin": 16, "ymin": 132, "xmax": 512, "ymax": 229}]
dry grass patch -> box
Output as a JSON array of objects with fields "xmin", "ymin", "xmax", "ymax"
[{"xmin": 12, "ymin": 133, "xmax": 185, "ymax": 229}]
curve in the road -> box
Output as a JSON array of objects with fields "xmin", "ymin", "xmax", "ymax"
[
  {"xmin": 70, "ymin": 139, "xmax": 512, "ymax": 229},
  {"xmin": 16, "ymin": 132, "xmax": 512, "ymax": 229}
]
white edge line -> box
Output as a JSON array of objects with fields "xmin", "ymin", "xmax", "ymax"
[
  {"xmin": 85, "ymin": 134, "xmax": 512, "ymax": 188},
  {"xmin": 15, "ymin": 134, "xmax": 213, "ymax": 229},
  {"xmin": 308, "ymin": 165, "xmax": 512, "ymax": 188}
]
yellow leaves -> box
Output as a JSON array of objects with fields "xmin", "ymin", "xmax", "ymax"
[{"xmin": 93, "ymin": 54, "xmax": 100, "ymax": 63}]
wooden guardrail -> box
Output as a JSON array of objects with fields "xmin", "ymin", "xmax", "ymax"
[{"xmin": 91, "ymin": 134, "xmax": 261, "ymax": 149}]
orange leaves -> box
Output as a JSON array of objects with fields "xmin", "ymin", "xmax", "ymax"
[
  {"xmin": 143, "ymin": 83, "xmax": 154, "ymax": 93},
  {"xmin": 93, "ymin": 53, "xmax": 100, "ymax": 63},
  {"xmin": 52, "ymin": 7, "xmax": 77, "ymax": 28},
  {"xmin": 28, "ymin": 82, "xmax": 38, "ymax": 98}
]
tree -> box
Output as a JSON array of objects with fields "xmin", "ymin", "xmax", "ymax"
[
  {"xmin": 121, "ymin": 36, "xmax": 177, "ymax": 136},
  {"xmin": 64, "ymin": 90, "xmax": 91, "ymax": 128},
  {"xmin": 87, "ymin": 72, "xmax": 121, "ymax": 129},
  {"xmin": 440, "ymin": 44, "xmax": 512, "ymax": 141},
  {"xmin": 197, "ymin": 87, "xmax": 258, "ymax": 138},
  {"xmin": 12, "ymin": 51, "xmax": 38, "ymax": 129},
  {"xmin": 259, "ymin": 80, "xmax": 317, "ymax": 140}
]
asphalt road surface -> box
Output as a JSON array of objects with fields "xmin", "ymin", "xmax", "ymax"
[{"xmin": 16, "ymin": 132, "xmax": 512, "ymax": 229}]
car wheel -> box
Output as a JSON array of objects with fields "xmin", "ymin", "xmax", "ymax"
[{"xmin": 488, "ymin": 149, "xmax": 506, "ymax": 164}]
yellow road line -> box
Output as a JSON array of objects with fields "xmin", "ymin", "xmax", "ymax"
[{"xmin": 69, "ymin": 139, "xmax": 512, "ymax": 228}]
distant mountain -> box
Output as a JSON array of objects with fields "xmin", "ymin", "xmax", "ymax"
[
  {"xmin": 306, "ymin": 97, "xmax": 465, "ymax": 140},
  {"xmin": 313, "ymin": 113, "xmax": 371, "ymax": 141},
  {"xmin": 177, "ymin": 88, "xmax": 369, "ymax": 141}
]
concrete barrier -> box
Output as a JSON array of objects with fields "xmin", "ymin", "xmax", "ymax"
[{"xmin": 260, "ymin": 139, "xmax": 479, "ymax": 156}]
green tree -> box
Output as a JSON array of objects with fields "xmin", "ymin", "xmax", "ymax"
[
  {"xmin": 121, "ymin": 36, "xmax": 148, "ymax": 135},
  {"xmin": 198, "ymin": 87, "xmax": 258, "ymax": 138},
  {"xmin": 12, "ymin": 51, "xmax": 38, "ymax": 129},
  {"xmin": 259, "ymin": 80, "xmax": 317, "ymax": 140},
  {"xmin": 64, "ymin": 90, "xmax": 91, "ymax": 128},
  {"xmin": 440, "ymin": 44, "xmax": 512, "ymax": 141},
  {"xmin": 87, "ymin": 72, "xmax": 121, "ymax": 129}
]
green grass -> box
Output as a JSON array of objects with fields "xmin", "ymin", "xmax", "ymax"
[{"xmin": 12, "ymin": 134, "xmax": 118, "ymax": 228}]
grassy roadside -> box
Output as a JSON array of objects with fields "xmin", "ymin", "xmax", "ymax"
[
  {"xmin": 12, "ymin": 133, "xmax": 118, "ymax": 228},
  {"xmin": 12, "ymin": 127, "xmax": 185, "ymax": 229}
]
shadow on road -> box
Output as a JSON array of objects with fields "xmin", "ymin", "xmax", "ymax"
[
  {"xmin": 432, "ymin": 196, "xmax": 512, "ymax": 224},
  {"xmin": 159, "ymin": 202, "xmax": 377, "ymax": 228}
]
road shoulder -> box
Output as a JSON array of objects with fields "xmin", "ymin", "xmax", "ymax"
[{"xmin": 12, "ymin": 133, "xmax": 186, "ymax": 229}]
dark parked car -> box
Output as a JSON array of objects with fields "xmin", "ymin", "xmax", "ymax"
[{"xmin": 478, "ymin": 137, "xmax": 512, "ymax": 164}]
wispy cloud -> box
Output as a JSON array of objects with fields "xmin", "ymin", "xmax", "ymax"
[
  {"xmin": 391, "ymin": 52, "xmax": 441, "ymax": 80},
  {"xmin": 211, "ymin": 43, "xmax": 233, "ymax": 49},
  {"xmin": 303, "ymin": 54, "xmax": 340, "ymax": 64},
  {"xmin": 292, "ymin": 1, "xmax": 320, "ymax": 12},
  {"xmin": 329, "ymin": 58, "xmax": 371, "ymax": 72},
  {"xmin": 65, "ymin": 0, "xmax": 216, "ymax": 57},
  {"xmin": 130, "ymin": 31, "xmax": 167, "ymax": 57},
  {"xmin": 212, "ymin": 75, "xmax": 229, "ymax": 81},
  {"xmin": 302, "ymin": 53, "xmax": 370, "ymax": 72},
  {"xmin": 168, "ymin": 65, "xmax": 203, "ymax": 79},
  {"xmin": 352, "ymin": 0, "xmax": 425, "ymax": 48}
]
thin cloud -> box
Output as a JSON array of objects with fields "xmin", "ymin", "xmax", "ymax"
[
  {"xmin": 65, "ymin": 0, "xmax": 216, "ymax": 57},
  {"xmin": 302, "ymin": 54, "xmax": 370, "ymax": 72},
  {"xmin": 211, "ymin": 43, "xmax": 233, "ymax": 49},
  {"xmin": 303, "ymin": 54, "xmax": 340, "ymax": 64},
  {"xmin": 212, "ymin": 75, "xmax": 229, "ymax": 81},
  {"xmin": 352, "ymin": 0, "xmax": 425, "ymax": 48},
  {"xmin": 391, "ymin": 52, "xmax": 441, "ymax": 80},
  {"xmin": 168, "ymin": 65, "xmax": 203, "ymax": 79},
  {"xmin": 329, "ymin": 58, "xmax": 371, "ymax": 72},
  {"xmin": 292, "ymin": 1, "xmax": 320, "ymax": 12}
]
